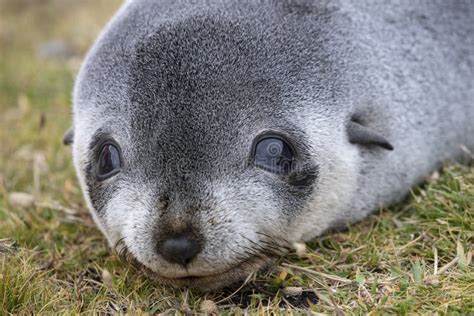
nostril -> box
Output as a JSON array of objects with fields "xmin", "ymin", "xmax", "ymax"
[{"xmin": 158, "ymin": 234, "xmax": 201, "ymax": 266}]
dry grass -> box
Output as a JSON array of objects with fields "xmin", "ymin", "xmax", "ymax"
[{"xmin": 0, "ymin": 1, "xmax": 473, "ymax": 314}]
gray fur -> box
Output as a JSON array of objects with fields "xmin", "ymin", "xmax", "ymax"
[{"xmin": 70, "ymin": 0, "xmax": 474, "ymax": 290}]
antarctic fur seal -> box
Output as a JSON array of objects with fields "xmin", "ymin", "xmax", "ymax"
[{"xmin": 65, "ymin": 0, "xmax": 474, "ymax": 289}]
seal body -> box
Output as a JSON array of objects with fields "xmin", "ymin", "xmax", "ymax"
[{"xmin": 70, "ymin": 0, "xmax": 474, "ymax": 289}]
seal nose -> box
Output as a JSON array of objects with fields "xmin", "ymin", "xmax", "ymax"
[{"xmin": 158, "ymin": 234, "xmax": 201, "ymax": 265}]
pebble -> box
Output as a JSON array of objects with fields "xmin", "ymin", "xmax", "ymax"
[
  {"xmin": 8, "ymin": 192, "xmax": 35, "ymax": 208},
  {"xmin": 199, "ymin": 299, "xmax": 219, "ymax": 315}
]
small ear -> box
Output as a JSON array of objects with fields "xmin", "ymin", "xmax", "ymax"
[
  {"xmin": 63, "ymin": 127, "xmax": 74, "ymax": 145},
  {"xmin": 347, "ymin": 120, "xmax": 394, "ymax": 150}
]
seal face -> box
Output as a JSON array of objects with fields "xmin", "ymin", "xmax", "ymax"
[{"xmin": 68, "ymin": 0, "xmax": 474, "ymax": 289}]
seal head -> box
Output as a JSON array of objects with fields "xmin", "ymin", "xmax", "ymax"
[{"xmin": 69, "ymin": 0, "xmax": 360, "ymax": 289}]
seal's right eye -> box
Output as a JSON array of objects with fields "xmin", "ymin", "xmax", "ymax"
[
  {"xmin": 253, "ymin": 136, "xmax": 294, "ymax": 174},
  {"xmin": 96, "ymin": 143, "xmax": 122, "ymax": 180}
]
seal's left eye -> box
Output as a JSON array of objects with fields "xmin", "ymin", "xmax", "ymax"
[{"xmin": 97, "ymin": 143, "xmax": 121, "ymax": 179}]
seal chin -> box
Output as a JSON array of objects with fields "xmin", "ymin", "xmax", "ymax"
[{"xmin": 143, "ymin": 255, "xmax": 273, "ymax": 291}]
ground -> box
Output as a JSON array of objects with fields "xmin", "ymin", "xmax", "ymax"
[{"xmin": 0, "ymin": 1, "xmax": 473, "ymax": 314}]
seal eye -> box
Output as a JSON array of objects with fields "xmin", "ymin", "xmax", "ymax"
[
  {"xmin": 97, "ymin": 143, "xmax": 121, "ymax": 179},
  {"xmin": 254, "ymin": 136, "xmax": 294, "ymax": 174}
]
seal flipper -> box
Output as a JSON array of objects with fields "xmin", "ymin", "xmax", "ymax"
[
  {"xmin": 63, "ymin": 127, "xmax": 74, "ymax": 145},
  {"xmin": 347, "ymin": 121, "xmax": 394, "ymax": 151}
]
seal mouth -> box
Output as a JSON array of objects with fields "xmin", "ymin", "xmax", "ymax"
[
  {"xmin": 116, "ymin": 235, "xmax": 289, "ymax": 290},
  {"xmin": 142, "ymin": 254, "xmax": 273, "ymax": 290}
]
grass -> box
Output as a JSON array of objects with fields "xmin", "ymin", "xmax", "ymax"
[{"xmin": 0, "ymin": 1, "xmax": 473, "ymax": 314}]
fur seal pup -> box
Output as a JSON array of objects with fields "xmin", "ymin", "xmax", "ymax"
[{"xmin": 65, "ymin": 0, "xmax": 474, "ymax": 290}]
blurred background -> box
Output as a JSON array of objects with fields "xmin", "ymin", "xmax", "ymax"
[{"xmin": 0, "ymin": 0, "xmax": 121, "ymax": 207}]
